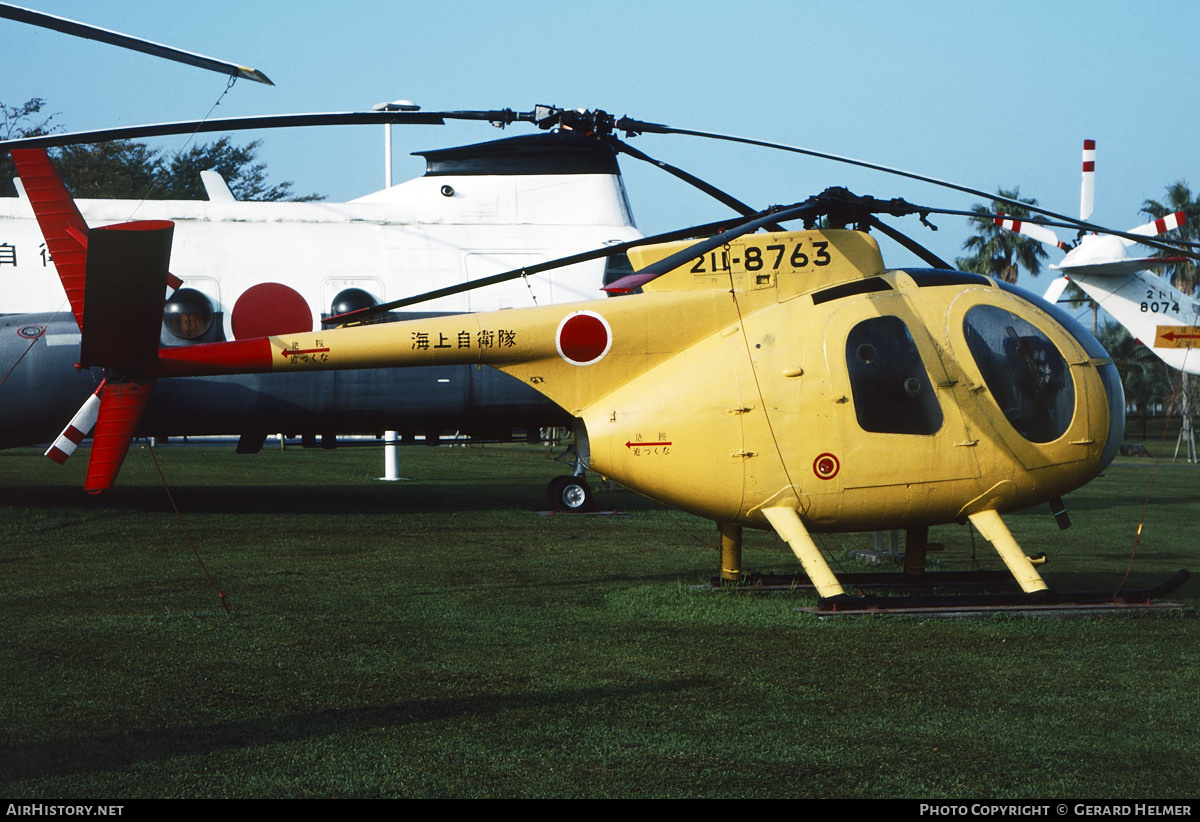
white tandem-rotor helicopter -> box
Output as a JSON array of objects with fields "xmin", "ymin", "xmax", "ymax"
[
  {"xmin": 0, "ymin": 3, "xmax": 652, "ymax": 510},
  {"xmin": 996, "ymin": 139, "xmax": 1200, "ymax": 375}
]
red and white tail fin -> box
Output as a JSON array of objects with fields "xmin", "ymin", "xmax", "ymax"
[{"xmin": 15, "ymin": 149, "xmax": 170, "ymax": 492}]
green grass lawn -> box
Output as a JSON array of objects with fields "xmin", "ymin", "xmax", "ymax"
[{"xmin": 0, "ymin": 442, "xmax": 1197, "ymax": 798}]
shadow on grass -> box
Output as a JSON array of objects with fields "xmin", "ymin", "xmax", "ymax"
[
  {"xmin": 0, "ymin": 482, "xmax": 666, "ymax": 517},
  {"xmin": 0, "ymin": 676, "xmax": 715, "ymax": 783},
  {"xmin": 1040, "ymin": 568, "xmax": 1195, "ymax": 597}
]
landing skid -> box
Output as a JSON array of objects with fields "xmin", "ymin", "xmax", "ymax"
[
  {"xmin": 806, "ymin": 569, "xmax": 1192, "ymax": 617},
  {"xmin": 718, "ymin": 514, "xmax": 1191, "ymax": 616},
  {"xmin": 711, "ymin": 570, "xmax": 1191, "ymax": 617},
  {"xmin": 716, "ymin": 569, "xmax": 1016, "ymax": 593}
]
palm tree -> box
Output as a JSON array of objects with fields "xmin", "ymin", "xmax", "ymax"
[
  {"xmin": 1141, "ymin": 181, "xmax": 1200, "ymax": 295},
  {"xmin": 955, "ymin": 187, "xmax": 1049, "ymax": 284},
  {"xmin": 1096, "ymin": 323, "xmax": 1174, "ymax": 441}
]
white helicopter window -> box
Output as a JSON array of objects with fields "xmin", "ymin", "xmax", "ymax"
[
  {"xmin": 963, "ymin": 305, "xmax": 1075, "ymax": 443},
  {"xmin": 845, "ymin": 316, "xmax": 943, "ymax": 435}
]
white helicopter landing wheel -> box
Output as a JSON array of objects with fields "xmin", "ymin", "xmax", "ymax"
[{"xmin": 546, "ymin": 475, "xmax": 597, "ymax": 513}]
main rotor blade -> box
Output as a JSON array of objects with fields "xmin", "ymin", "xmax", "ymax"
[
  {"xmin": 612, "ymin": 118, "xmax": 1200, "ymax": 262},
  {"xmin": 0, "ymin": 2, "xmax": 273, "ymax": 84},
  {"xmin": 994, "ymin": 215, "xmax": 1068, "ymax": 250},
  {"xmin": 0, "ymin": 110, "xmax": 467, "ymax": 150},
  {"xmin": 341, "ymin": 190, "xmax": 950, "ymax": 313},
  {"xmin": 923, "ymin": 206, "xmax": 1200, "ymax": 258},
  {"xmin": 332, "ymin": 188, "xmax": 916, "ymax": 320},
  {"xmin": 864, "ymin": 216, "xmax": 952, "ymax": 269},
  {"xmin": 610, "ymin": 138, "xmax": 785, "ymax": 232},
  {"xmin": 616, "ymin": 118, "xmax": 1034, "ymax": 207}
]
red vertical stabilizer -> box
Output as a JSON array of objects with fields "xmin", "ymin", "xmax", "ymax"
[
  {"xmin": 10, "ymin": 148, "xmax": 89, "ymax": 327},
  {"xmin": 84, "ymin": 380, "xmax": 155, "ymax": 494}
]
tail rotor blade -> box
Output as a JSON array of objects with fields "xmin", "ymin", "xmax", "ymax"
[{"xmin": 45, "ymin": 380, "xmax": 105, "ymax": 465}]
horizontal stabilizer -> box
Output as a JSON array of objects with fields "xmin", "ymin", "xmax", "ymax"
[
  {"xmin": 80, "ymin": 221, "xmax": 175, "ymax": 369},
  {"xmin": 1051, "ymin": 256, "xmax": 1188, "ymax": 278},
  {"xmin": 84, "ymin": 380, "xmax": 155, "ymax": 494}
]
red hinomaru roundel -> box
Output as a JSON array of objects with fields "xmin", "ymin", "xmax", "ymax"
[
  {"xmin": 555, "ymin": 310, "xmax": 612, "ymax": 366},
  {"xmin": 813, "ymin": 452, "xmax": 840, "ymax": 480}
]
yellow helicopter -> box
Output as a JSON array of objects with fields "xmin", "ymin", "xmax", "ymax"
[{"xmin": 7, "ymin": 108, "xmax": 1191, "ymax": 612}]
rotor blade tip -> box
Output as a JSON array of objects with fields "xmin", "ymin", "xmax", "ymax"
[{"xmin": 238, "ymin": 66, "xmax": 274, "ymax": 85}]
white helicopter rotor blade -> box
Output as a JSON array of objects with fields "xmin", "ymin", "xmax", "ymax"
[
  {"xmin": 994, "ymin": 216, "xmax": 1068, "ymax": 250},
  {"xmin": 1080, "ymin": 139, "xmax": 1095, "ymax": 221},
  {"xmin": 1122, "ymin": 210, "xmax": 1187, "ymax": 246},
  {"xmin": 1043, "ymin": 276, "xmax": 1071, "ymax": 304}
]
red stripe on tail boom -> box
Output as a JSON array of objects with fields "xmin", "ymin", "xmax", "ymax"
[{"xmin": 153, "ymin": 338, "xmax": 276, "ymax": 376}]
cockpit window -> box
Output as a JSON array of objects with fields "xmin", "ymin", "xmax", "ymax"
[
  {"xmin": 963, "ymin": 305, "xmax": 1075, "ymax": 442},
  {"xmin": 846, "ymin": 316, "xmax": 943, "ymax": 435}
]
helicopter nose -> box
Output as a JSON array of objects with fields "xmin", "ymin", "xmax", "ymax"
[
  {"xmin": 1096, "ymin": 355, "xmax": 1125, "ymax": 469},
  {"xmin": 962, "ymin": 303, "xmax": 1079, "ymax": 444},
  {"xmin": 987, "ymin": 281, "xmax": 1124, "ymax": 470},
  {"xmin": 1029, "ymin": 294, "xmax": 1125, "ymax": 471}
]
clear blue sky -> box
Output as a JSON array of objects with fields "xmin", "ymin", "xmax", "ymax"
[{"xmin": 4, "ymin": 0, "xmax": 1198, "ymax": 286}]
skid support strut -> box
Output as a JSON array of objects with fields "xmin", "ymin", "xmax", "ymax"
[
  {"xmin": 967, "ymin": 509, "xmax": 1048, "ymax": 593},
  {"xmin": 718, "ymin": 522, "xmax": 743, "ymax": 581},
  {"xmin": 762, "ymin": 507, "xmax": 846, "ymax": 599}
]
